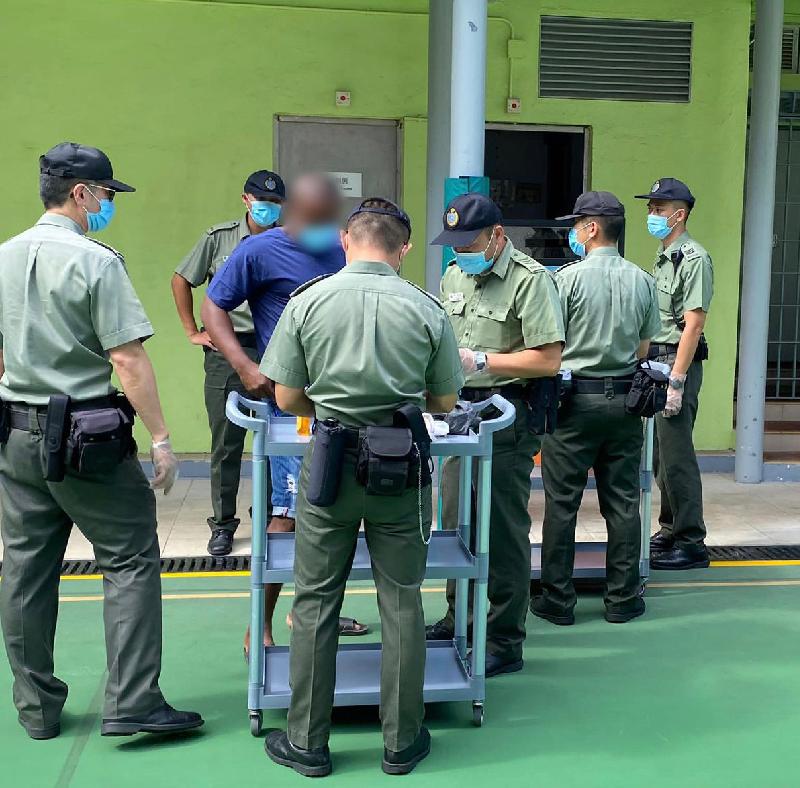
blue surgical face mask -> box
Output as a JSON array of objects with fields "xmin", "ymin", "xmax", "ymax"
[
  {"xmin": 298, "ymin": 223, "xmax": 341, "ymax": 254},
  {"xmin": 249, "ymin": 200, "xmax": 282, "ymax": 228},
  {"xmin": 568, "ymin": 225, "xmax": 589, "ymax": 258},
  {"xmin": 455, "ymin": 233, "xmax": 497, "ymax": 275},
  {"xmin": 84, "ymin": 186, "xmax": 115, "ymax": 233},
  {"xmin": 647, "ymin": 210, "xmax": 679, "ymax": 240}
]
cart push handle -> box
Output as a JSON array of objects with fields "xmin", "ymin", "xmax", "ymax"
[
  {"xmin": 225, "ymin": 391, "xmax": 272, "ymax": 432},
  {"xmin": 476, "ymin": 394, "xmax": 516, "ymax": 443}
]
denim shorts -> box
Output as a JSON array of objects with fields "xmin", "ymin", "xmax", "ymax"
[{"xmin": 268, "ymin": 402, "xmax": 301, "ymax": 518}]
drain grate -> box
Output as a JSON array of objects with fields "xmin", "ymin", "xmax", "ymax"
[{"xmin": 1, "ymin": 547, "xmax": 798, "ymax": 577}]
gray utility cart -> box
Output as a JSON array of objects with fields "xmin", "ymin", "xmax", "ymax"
[
  {"xmin": 226, "ymin": 393, "xmax": 516, "ymax": 736},
  {"xmin": 529, "ymin": 418, "xmax": 656, "ymax": 591}
]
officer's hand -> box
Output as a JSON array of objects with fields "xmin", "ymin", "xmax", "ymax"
[
  {"xmin": 150, "ymin": 438, "xmax": 179, "ymax": 495},
  {"xmin": 663, "ymin": 374, "xmax": 686, "ymax": 418},
  {"xmin": 240, "ymin": 364, "xmax": 275, "ymax": 400},
  {"xmin": 459, "ymin": 348, "xmax": 477, "ymax": 374},
  {"xmin": 189, "ymin": 330, "xmax": 217, "ymax": 351}
]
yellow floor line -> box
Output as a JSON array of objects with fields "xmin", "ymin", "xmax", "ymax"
[{"xmin": 709, "ymin": 560, "xmax": 800, "ymax": 567}]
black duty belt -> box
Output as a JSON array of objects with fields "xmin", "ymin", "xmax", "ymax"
[
  {"xmin": 236, "ymin": 332, "xmax": 258, "ymax": 350},
  {"xmin": 648, "ymin": 344, "xmax": 678, "ymax": 358},
  {"xmin": 460, "ymin": 383, "xmax": 528, "ymax": 402},
  {"xmin": 572, "ymin": 376, "xmax": 633, "ymax": 395},
  {"xmin": 8, "ymin": 394, "xmax": 128, "ymax": 433}
]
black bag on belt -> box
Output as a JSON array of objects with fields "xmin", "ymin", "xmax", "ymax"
[
  {"xmin": 624, "ymin": 361, "xmax": 668, "ymax": 417},
  {"xmin": 526, "ymin": 376, "xmax": 560, "ymax": 435},
  {"xmin": 306, "ymin": 419, "xmax": 347, "ymax": 507},
  {"xmin": 43, "ymin": 395, "xmax": 71, "ymax": 482},
  {"xmin": 67, "ymin": 405, "xmax": 135, "ymax": 474},
  {"xmin": 0, "ymin": 397, "xmax": 10, "ymax": 446}
]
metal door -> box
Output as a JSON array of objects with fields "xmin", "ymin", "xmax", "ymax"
[
  {"xmin": 274, "ymin": 116, "xmax": 400, "ymax": 214},
  {"xmin": 770, "ymin": 93, "xmax": 800, "ymax": 399}
]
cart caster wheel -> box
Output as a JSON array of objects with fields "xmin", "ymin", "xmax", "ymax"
[
  {"xmin": 249, "ymin": 711, "xmax": 263, "ymax": 737},
  {"xmin": 472, "ymin": 703, "xmax": 484, "ymax": 727},
  {"xmin": 638, "ymin": 581, "xmax": 648, "ymax": 598}
]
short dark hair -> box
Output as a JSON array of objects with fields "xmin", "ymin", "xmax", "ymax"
[
  {"xmin": 587, "ymin": 214, "xmax": 625, "ymax": 244},
  {"xmin": 39, "ymin": 174, "xmax": 80, "ymax": 208},
  {"xmin": 346, "ymin": 198, "xmax": 410, "ymax": 253}
]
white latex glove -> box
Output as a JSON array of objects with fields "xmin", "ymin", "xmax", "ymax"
[
  {"xmin": 151, "ymin": 437, "xmax": 179, "ymax": 495},
  {"xmin": 459, "ymin": 348, "xmax": 477, "ymax": 374},
  {"xmin": 663, "ymin": 374, "xmax": 686, "ymax": 418}
]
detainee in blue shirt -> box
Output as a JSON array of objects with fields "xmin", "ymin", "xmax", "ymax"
[{"xmin": 202, "ymin": 173, "xmax": 369, "ymax": 654}]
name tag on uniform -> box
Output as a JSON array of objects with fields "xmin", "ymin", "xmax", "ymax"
[{"xmin": 449, "ymin": 292, "xmax": 464, "ymax": 303}]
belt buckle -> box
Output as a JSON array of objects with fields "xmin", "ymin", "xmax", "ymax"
[{"xmin": 603, "ymin": 377, "xmax": 615, "ymax": 400}]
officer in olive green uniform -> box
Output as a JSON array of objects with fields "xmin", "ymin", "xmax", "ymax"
[
  {"xmin": 260, "ymin": 199, "xmax": 463, "ymax": 778},
  {"xmin": 172, "ymin": 170, "xmax": 285, "ymax": 556},
  {"xmin": 635, "ymin": 179, "xmax": 713, "ymax": 571},
  {"xmin": 0, "ymin": 142, "xmax": 201, "ymax": 740},
  {"xmin": 531, "ymin": 192, "xmax": 660, "ymax": 625},
  {"xmin": 428, "ymin": 193, "xmax": 565, "ymax": 677}
]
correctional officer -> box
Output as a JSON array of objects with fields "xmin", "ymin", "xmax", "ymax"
[
  {"xmin": 0, "ymin": 142, "xmax": 202, "ymax": 739},
  {"xmin": 635, "ymin": 178, "xmax": 713, "ymax": 570},
  {"xmin": 428, "ymin": 193, "xmax": 565, "ymax": 677},
  {"xmin": 171, "ymin": 170, "xmax": 285, "ymax": 557},
  {"xmin": 531, "ymin": 192, "xmax": 660, "ymax": 625},
  {"xmin": 259, "ymin": 198, "xmax": 462, "ymax": 777}
]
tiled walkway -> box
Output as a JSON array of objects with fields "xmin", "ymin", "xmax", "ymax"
[{"xmin": 23, "ymin": 473, "xmax": 799, "ymax": 561}]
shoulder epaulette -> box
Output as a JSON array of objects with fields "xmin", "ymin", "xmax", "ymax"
[
  {"xmin": 680, "ymin": 240, "xmax": 708, "ymax": 261},
  {"xmin": 510, "ymin": 250, "xmax": 545, "ymax": 275},
  {"xmin": 290, "ymin": 273, "xmax": 335, "ymax": 298},
  {"xmin": 85, "ymin": 236, "xmax": 125, "ymax": 263},
  {"xmin": 206, "ymin": 219, "xmax": 240, "ymax": 236},
  {"xmin": 405, "ymin": 279, "xmax": 444, "ymax": 309}
]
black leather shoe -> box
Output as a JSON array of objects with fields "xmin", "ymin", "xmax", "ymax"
[
  {"xmin": 467, "ymin": 651, "xmax": 523, "ymax": 678},
  {"xmin": 605, "ymin": 599, "xmax": 646, "ymax": 624},
  {"xmin": 265, "ymin": 730, "xmax": 332, "ymax": 778},
  {"xmin": 383, "ymin": 726, "xmax": 431, "ymax": 775},
  {"xmin": 207, "ymin": 529, "xmax": 234, "ymax": 557},
  {"xmin": 650, "ymin": 532, "xmax": 674, "ymax": 552},
  {"xmin": 530, "ymin": 597, "xmax": 575, "ymax": 626},
  {"xmin": 650, "ymin": 544, "xmax": 710, "ymax": 571},
  {"xmin": 101, "ymin": 702, "xmax": 204, "ymax": 736},
  {"xmin": 425, "ymin": 620, "xmax": 454, "ymax": 641},
  {"xmin": 22, "ymin": 721, "xmax": 60, "ymax": 740}
]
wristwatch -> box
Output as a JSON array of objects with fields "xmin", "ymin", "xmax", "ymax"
[
  {"xmin": 474, "ymin": 351, "xmax": 488, "ymax": 372},
  {"xmin": 669, "ymin": 376, "xmax": 684, "ymax": 390}
]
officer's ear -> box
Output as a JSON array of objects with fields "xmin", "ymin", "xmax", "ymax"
[
  {"xmin": 399, "ymin": 241, "xmax": 413, "ymax": 260},
  {"xmin": 340, "ymin": 229, "xmax": 350, "ymax": 254}
]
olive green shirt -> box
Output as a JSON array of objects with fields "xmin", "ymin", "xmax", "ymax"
[
  {"xmin": 175, "ymin": 215, "xmax": 255, "ymax": 333},
  {"xmin": 440, "ymin": 238, "xmax": 565, "ymax": 388},
  {"xmin": 556, "ymin": 247, "xmax": 660, "ymax": 378},
  {"xmin": 261, "ymin": 261, "xmax": 464, "ymax": 427},
  {"xmin": 0, "ymin": 213, "xmax": 153, "ymax": 405},
  {"xmin": 652, "ymin": 231, "xmax": 713, "ymax": 345}
]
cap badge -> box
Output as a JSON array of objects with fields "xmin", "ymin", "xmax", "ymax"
[
  {"xmin": 265, "ymin": 177, "xmax": 277, "ymax": 191},
  {"xmin": 446, "ymin": 208, "xmax": 459, "ymax": 228},
  {"xmin": 652, "ymin": 180, "xmax": 660, "ymax": 192}
]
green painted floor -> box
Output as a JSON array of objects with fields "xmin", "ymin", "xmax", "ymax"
[{"xmin": 3, "ymin": 565, "xmax": 800, "ymax": 788}]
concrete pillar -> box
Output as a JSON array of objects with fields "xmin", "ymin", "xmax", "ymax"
[
  {"xmin": 425, "ymin": 0, "xmax": 453, "ymax": 293},
  {"xmin": 449, "ymin": 0, "xmax": 488, "ymax": 178},
  {"xmin": 735, "ymin": 0, "xmax": 784, "ymax": 483}
]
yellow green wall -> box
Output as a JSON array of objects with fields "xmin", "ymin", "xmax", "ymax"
[{"xmin": 0, "ymin": 0, "xmax": 752, "ymax": 451}]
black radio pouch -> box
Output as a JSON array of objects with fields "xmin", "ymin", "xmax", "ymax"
[
  {"xmin": 43, "ymin": 395, "xmax": 71, "ymax": 482},
  {"xmin": 695, "ymin": 334, "xmax": 709, "ymax": 362},
  {"xmin": 624, "ymin": 361, "xmax": 668, "ymax": 417},
  {"xmin": 526, "ymin": 376, "xmax": 560, "ymax": 435},
  {"xmin": 0, "ymin": 398, "xmax": 10, "ymax": 446},
  {"xmin": 306, "ymin": 419, "xmax": 346, "ymax": 507},
  {"xmin": 67, "ymin": 407, "xmax": 134, "ymax": 475},
  {"xmin": 356, "ymin": 426, "xmax": 415, "ymax": 496}
]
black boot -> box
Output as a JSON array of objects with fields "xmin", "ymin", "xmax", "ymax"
[
  {"xmin": 650, "ymin": 544, "xmax": 710, "ymax": 571},
  {"xmin": 101, "ymin": 702, "xmax": 204, "ymax": 736},
  {"xmin": 265, "ymin": 730, "xmax": 332, "ymax": 777},
  {"xmin": 207, "ymin": 529, "xmax": 234, "ymax": 557},
  {"xmin": 425, "ymin": 619, "xmax": 454, "ymax": 641},
  {"xmin": 530, "ymin": 596, "xmax": 575, "ymax": 626},
  {"xmin": 382, "ymin": 727, "xmax": 431, "ymax": 775},
  {"xmin": 605, "ymin": 598, "xmax": 646, "ymax": 623},
  {"xmin": 650, "ymin": 531, "xmax": 674, "ymax": 552}
]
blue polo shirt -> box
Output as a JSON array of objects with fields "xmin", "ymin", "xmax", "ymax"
[{"xmin": 207, "ymin": 227, "xmax": 345, "ymax": 355}]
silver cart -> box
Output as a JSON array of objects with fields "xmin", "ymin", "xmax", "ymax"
[
  {"xmin": 530, "ymin": 417, "xmax": 656, "ymax": 589},
  {"xmin": 226, "ymin": 393, "xmax": 516, "ymax": 736}
]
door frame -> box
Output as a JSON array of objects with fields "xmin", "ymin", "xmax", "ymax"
[{"xmin": 273, "ymin": 115, "xmax": 403, "ymax": 205}]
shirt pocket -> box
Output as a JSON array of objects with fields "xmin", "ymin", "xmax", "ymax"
[
  {"xmin": 474, "ymin": 302, "xmax": 511, "ymax": 350},
  {"xmin": 444, "ymin": 299, "xmax": 466, "ymax": 318},
  {"xmin": 656, "ymin": 278, "xmax": 679, "ymax": 315}
]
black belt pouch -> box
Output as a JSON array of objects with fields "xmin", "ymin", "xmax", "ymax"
[
  {"xmin": 43, "ymin": 395, "xmax": 71, "ymax": 482},
  {"xmin": 0, "ymin": 398, "xmax": 9, "ymax": 445},
  {"xmin": 624, "ymin": 363, "xmax": 668, "ymax": 417},
  {"xmin": 306, "ymin": 419, "xmax": 346, "ymax": 507},
  {"xmin": 356, "ymin": 427, "xmax": 414, "ymax": 496},
  {"xmin": 67, "ymin": 408, "xmax": 134, "ymax": 474},
  {"xmin": 526, "ymin": 376, "xmax": 560, "ymax": 435}
]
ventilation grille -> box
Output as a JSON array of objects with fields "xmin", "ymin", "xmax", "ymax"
[
  {"xmin": 539, "ymin": 16, "xmax": 692, "ymax": 103},
  {"xmin": 751, "ymin": 26, "xmax": 799, "ymax": 72}
]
